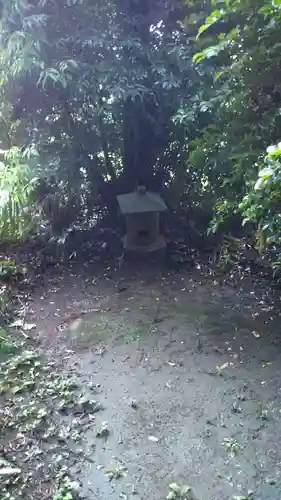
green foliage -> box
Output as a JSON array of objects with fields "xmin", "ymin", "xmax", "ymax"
[
  {"xmin": 0, "ymin": 0, "xmax": 201, "ymax": 224},
  {"xmin": 240, "ymin": 144, "xmax": 281, "ymax": 243},
  {"xmin": 0, "ymin": 327, "xmax": 17, "ymax": 355},
  {"xmin": 0, "ymin": 0, "xmax": 281, "ymax": 277},
  {"xmin": 0, "ymin": 259, "xmax": 18, "ymax": 280},
  {"xmin": 53, "ymin": 476, "xmax": 80, "ymax": 500},
  {"xmin": 0, "ymin": 147, "xmax": 38, "ymax": 241},
  {"xmin": 176, "ymin": 0, "xmax": 281, "ymax": 272}
]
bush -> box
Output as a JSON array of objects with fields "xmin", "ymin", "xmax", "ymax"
[{"xmin": 0, "ymin": 147, "xmax": 38, "ymax": 242}]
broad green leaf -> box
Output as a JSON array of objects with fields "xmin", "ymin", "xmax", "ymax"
[
  {"xmin": 197, "ymin": 10, "xmax": 224, "ymax": 38},
  {"xmin": 254, "ymin": 177, "xmax": 265, "ymax": 190},
  {"xmin": 258, "ymin": 167, "xmax": 273, "ymax": 179}
]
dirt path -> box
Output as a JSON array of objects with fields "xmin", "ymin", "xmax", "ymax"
[{"xmin": 28, "ymin": 265, "xmax": 281, "ymax": 500}]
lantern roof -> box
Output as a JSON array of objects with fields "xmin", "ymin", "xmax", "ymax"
[{"xmin": 117, "ymin": 190, "xmax": 167, "ymax": 215}]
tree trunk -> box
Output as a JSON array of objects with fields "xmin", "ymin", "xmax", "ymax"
[{"xmin": 115, "ymin": 0, "xmax": 159, "ymax": 190}]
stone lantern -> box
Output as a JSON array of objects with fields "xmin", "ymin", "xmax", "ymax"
[{"xmin": 117, "ymin": 186, "xmax": 167, "ymax": 253}]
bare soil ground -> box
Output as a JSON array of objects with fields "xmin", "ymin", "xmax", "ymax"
[{"xmin": 2, "ymin": 261, "xmax": 281, "ymax": 500}]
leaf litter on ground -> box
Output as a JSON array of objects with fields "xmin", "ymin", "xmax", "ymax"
[{"xmin": 0, "ymin": 344, "xmax": 105, "ymax": 500}]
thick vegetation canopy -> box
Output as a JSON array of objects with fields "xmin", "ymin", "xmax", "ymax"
[{"xmin": 0, "ymin": 0, "xmax": 281, "ymax": 274}]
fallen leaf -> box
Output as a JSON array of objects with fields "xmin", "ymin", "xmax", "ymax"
[
  {"xmin": 9, "ymin": 319, "xmax": 23, "ymax": 328},
  {"xmin": 252, "ymin": 331, "xmax": 260, "ymax": 338},
  {"xmin": 167, "ymin": 483, "xmax": 192, "ymax": 500},
  {"xmin": 148, "ymin": 435, "xmax": 159, "ymax": 443},
  {"xmin": 0, "ymin": 466, "xmax": 21, "ymax": 476},
  {"xmin": 23, "ymin": 323, "xmax": 36, "ymax": 331},
  {"xmin": 233, "ymin": 493, "xmax": 253, "ymax": 500},
  {"xmin": 9, "ymin": 319, "xmax": 36, "ymax": 331},
  {"xmin": 216, "ymin": 362, "xmax": 229, "ymax": 372},
  {"xmin": 261, "ymin": 361, "xmax": 272, "ymax": 367}
]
